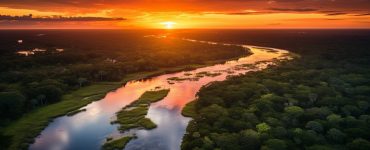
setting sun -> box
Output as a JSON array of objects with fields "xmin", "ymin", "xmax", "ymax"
[{"xmin": 161, "ymin": 21, "xmax": 176, "ymax": 29}]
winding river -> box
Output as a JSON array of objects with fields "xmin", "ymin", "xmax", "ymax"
[{"xmin": 29, "ymin": 37, "xmax": 291, "ymax": 150}]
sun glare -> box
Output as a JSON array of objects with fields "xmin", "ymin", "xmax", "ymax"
[{"xmin": 161, "ymin": 21, "xmax": 176, "ymax": 29}]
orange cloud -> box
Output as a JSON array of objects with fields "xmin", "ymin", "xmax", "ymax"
[{"xmin": 0, "ymin": 0, "xmax": 369, "ymax": 29}]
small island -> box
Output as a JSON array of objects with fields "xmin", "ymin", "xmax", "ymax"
[{"xmin": 103, "ymin": 89, "xmax": 170, "ymax": 149}]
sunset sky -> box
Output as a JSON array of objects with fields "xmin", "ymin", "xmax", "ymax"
[{"xmin": 0, "ymin": 0, "xmax": 369, "ymax": 29}]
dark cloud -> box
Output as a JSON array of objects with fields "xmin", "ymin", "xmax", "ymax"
[
  {"xmin": 352, "ymin": 13, "xmax": 370, "ymax": 16},
  {"xmin": 0, "ymin": 0, "xmax": 369, "ymax": 16},
  {"xmin": 325, "ymin": 12, "xmax": 347, "ymax": 16},
  {"xmin": 0, "ymin": 14, "xmax": 125, "ymax": 21},
  {"xmin": 206, "ymin": 11, "xmax": 270, "ymax": 15},
  {"xmin": 269, "ymin": 8, "xmax": 317, "ymax": 12},
  {"xmin": 0, "ymin": 0, "xmax": 369, "ymax": 11}
]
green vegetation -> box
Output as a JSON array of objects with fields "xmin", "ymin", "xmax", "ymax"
[
  {"xmin": 105, "ymin": 90, "xmax": 170, "ymax": 149},
  {"xmin": 182, "ymin": 101, "xmax": 197, "ymax": 117},
  {"xmin": 102, "ymin": 136, "xmax": 135, "ymax": 150},
  {"xmin": 1, "ymin": 57, "xmax": 243, "ymax": 150},
  {"xmin": 3, "ymin": 82, "xmax": 121, "ymax": 150},
  {"xmin": 196, "ymin": 71, "xmax": 222, "ymax": 77},
  {"xmin": 66, "ymin": 108, "xmax": 86, "ymax": 116},
  {"xmin": 167, "ymin": 71, "xmax": 222, "ymax": 83},
  {"xmin": 113, "ymin": 89, "xmax": 170, "ymax": 131},
  {"xmin": 0, "ymin": 30, "xmax": 247, "ymax": 149},
  {"xmin": 181, "ymin": 30, "xmax": 370, "ymax": 150}
]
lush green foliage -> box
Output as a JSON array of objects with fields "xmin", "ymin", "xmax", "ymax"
[
  {"xmin": 0, "ymin": 30, "xmax": 246, "ymax": 149},
  {"xmin": 181, "ymin": 30, "xmax": 370, "ymax": 150}
]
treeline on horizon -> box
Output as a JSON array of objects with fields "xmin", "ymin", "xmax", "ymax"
[
  {"xmin": 180, "ymin": 30, "xmax": 370, "ymax": 150},
  {"xmin": 0, "ymin": 30, "xmax": 245, "ymax": 140}
]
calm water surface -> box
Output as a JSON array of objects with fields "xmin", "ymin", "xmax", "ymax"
[{"xmin": 29, "ymin": 37, "xmax": 291, "ymax": 150}]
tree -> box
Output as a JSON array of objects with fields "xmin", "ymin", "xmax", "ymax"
[
  {"xmin": 240, "ymin": 129, "xmax": 260, "ymax": 150},
  {"xmin": 270, "ymin": 126, "xmax": 287, "ymax": 138},
  {"xmin": 284, "ymin": 106, "xmax": 304, "ymax": 118},
  {"xmin": 327, "ymin": 128, "xmax": 346, "ymax": 143},
  {"xmin": 199, "ymin": 104, "xmax": 228, "ymax": 123},
  {"xmin": 78, "ymin": 77, "xmax": 88, "ymax": 87},
  {"xmin": 347, "ymin": 138, "xmax": 370, "ymax": 150},
  {"xmin": 326, "ymin": 114, "xmax": 342, "ymax": 124},
  {"xmin": 341, "ymin": 105, "xmax": 361, "ymax": 116},
  {"xmin": 211, "ymin": 133, "xmax": 240, "ymax": 150},
  {"xmin": 256, "ymin": 122, "xmax": 271, "ymax": 133},
  {"xmin": 306, "ymin": 145, "xmax": 333, "ymax": 150},
  {"xmin": 304, "ymin": 107, "xmax": 332, "ymax": 119},
  {"xmin": 305, "ymin": 121, "xmax": 324, "ymax": 133},
  {"xmin": 263, "ymin": 139, "xmax": 287, "ymax": 150},
  {"xmin": 35, "ymin": 85, "xmax": 63, "ymax": 103},
  {"xmin": 0, "ymin": 91, "xmax": 26, "ymax": 119},
  {"xmin": 357, "ymin": 101, "xmax": 369, "ymax": 112}
]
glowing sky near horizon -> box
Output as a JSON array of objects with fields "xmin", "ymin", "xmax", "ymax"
[{"xmin": 0, "ymin": 0, "xmax": 369, "ymax": 29}]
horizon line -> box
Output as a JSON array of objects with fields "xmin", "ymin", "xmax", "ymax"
[{"xmin": 1, "ymin": 27, "xmax": 370, "ymax": 30}]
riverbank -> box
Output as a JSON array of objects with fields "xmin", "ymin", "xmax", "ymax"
[{"xmin": 2, "ymin": 50, "xmax": 250, "ymax": 150}]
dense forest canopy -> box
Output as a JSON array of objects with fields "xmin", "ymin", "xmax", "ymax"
[{"xmin": 180, "ymin": 29, "xmax": 370, "ymax": 150}]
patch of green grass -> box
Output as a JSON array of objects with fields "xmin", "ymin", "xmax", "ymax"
[
  {"xmin": 113, "ymin": 89, "xmax": 170, "ymax": 132},
  {"xmin": 138, "ymin": 118, "xmax": 157, "ymax": 129},
  {"xmin": 182, "ymin": 101, "xmax": 197, "ymax": 117},
  {"xmin": 102, "ymin": 136, "xmax": 135, "ymax": 150},
  {"xmin": 136, "ymin": 89, "xmax": 171, "ymax": 103}
]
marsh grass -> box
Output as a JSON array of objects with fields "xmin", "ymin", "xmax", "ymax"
[
  {"xmin": 102, "ymin": 136, "xmax": 135, "ymax": 150},
  {"xmin": 66, "ymin": 108, "xmax": 87, "ymax": 116},
  {"xmin": 113, "ymin": 89, "xmax": 170, "ymax": 132},
  {"xmin": 105, "ymin": 89, "xmax": 169, "ymax": 149}
]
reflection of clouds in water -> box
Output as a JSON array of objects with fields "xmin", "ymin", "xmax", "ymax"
[
  {"xmin": 30, "ymin": 118, "xmax": 70, "ymax": 150},
  {"xmin": 125, "ymin": 106, "xmax": 190, "ymax": 150}
]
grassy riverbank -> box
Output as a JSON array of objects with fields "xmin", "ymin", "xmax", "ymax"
[{"xmin": 2, "ymin": 54, "xmax": 247, "ymax": 150}]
